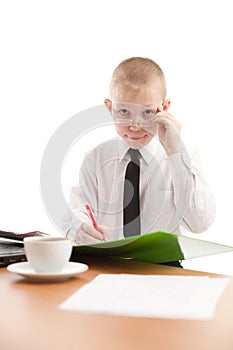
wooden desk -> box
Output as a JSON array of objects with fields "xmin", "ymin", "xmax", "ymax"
[{"xmin": 1, "ymin": 256, "xmax": 233, "ymax": 350}]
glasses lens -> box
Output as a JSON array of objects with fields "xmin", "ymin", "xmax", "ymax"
[
  {"xmin": 114, "ymin": 118, "xmax": 132, "ymax": 125},
  {"xmin": 140, "ymin": 117, "xmax": 157, "ymax": 128},
  {"xmin": 112, "ymin": 102, "xmax": 157, "ymax": 128}
]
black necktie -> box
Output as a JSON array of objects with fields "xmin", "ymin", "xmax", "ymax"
[{"xmin": 123, "ymin": 149, "xmax": 141, "ymax": 237}]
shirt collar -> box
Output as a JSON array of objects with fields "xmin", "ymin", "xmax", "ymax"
[{"xmin": 117, "ymin": 136, "xmax": 161, "ymax": 164}]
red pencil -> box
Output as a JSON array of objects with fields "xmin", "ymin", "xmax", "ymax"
[{"xmin": 85, "ymin": 204, "xmax": 100, "ymax": 231}]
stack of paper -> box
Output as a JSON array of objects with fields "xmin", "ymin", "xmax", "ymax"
[{"xmin": 60, "ymin": 274, "xmax": 229, "ymax": 320}]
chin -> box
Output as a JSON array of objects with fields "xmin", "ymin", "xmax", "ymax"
[{"xmin": 126, "ymin": 137, "xmax": 148, "ymax": 149}]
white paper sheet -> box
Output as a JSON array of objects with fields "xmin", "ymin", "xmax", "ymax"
[{"xmin": 59, "ymin": 274, "xmax": 229, "ymax": 320}]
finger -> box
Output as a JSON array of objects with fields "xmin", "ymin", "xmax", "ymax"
[
  {"xmin": 153, "ymin": 116, "xmax": 181, "ymax": 133},
  {"xmin": 155, "ymin": 112, "xmax": 178, "ymax": 123},
  {"xmin": 99, "ymin": 225, "xmax": 111, "ymax": 241},
  {"xmin": 76, "ymin": 231, "xmax": 104, "ymax": 245},
  {"xmin": 82, "ymin": 222, "xmax": 105, "ymax": 241}
]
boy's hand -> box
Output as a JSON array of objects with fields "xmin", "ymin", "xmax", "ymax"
[
  {"xmin": 153, "ymin": 110, "xmax": 181, "ymax": 155},
  {"xmin": 75, "ymin": 222, "xmax": 110, "ymax": 244}
]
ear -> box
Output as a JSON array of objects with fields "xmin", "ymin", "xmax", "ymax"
[
  {"xmin": 162, "ymin": 99, "xmax": 171, "ymax": 111},
  {"xmin": 104, "ymin": 99, "xmax": 112, "ymax": 114}
]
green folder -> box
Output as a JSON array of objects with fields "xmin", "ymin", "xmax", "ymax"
[{"xmin": 71, "ymin": 231, "xmax": 233, "ymax": 264}]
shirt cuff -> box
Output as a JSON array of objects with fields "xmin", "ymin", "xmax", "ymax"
[{"xmin": 65, "ymin": 227, "xmax": 78, "ymax": 242}]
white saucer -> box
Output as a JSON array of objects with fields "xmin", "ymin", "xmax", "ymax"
[{"xmin": 7, "ymin": 261, "xmax": 89, "ymax": 282}]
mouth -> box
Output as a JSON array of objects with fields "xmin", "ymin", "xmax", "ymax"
[{"xmin": 127, "ymin": 135, "xmax": 146, "ymax": 141}]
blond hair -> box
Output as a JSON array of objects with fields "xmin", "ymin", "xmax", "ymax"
[{"xmin": 110, "ymin": 57, "xmax": 166, "ymax": 100}]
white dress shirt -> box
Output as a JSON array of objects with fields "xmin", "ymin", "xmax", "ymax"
[{"xmin": 63, "ymin": 137, "xmax": 215, "ymax": 242}]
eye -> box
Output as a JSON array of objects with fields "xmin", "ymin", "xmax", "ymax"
[
  {"xmin": 143, "ymin": 109, "xmax": 156, "ymax": 117},
  {"xmin": 119, "ymin": 109, "xmax": 130, "ymax": 115}
]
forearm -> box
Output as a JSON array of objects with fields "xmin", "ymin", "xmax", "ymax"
[
  {"xmin": 181, "ymin": 173, "xmax": 216, "ymax": 232},
  {"xmin": 166, "ymin": 151, "xmax": 215, "ymax": 233},
  {"xmin": 62, "ymin": 153, "xmax": 99, "ymax": 241},
  {"xmin": 62, "ymin": 204, "xmax": 89, "ymax": 242}
]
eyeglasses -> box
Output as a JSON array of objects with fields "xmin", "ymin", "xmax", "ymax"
[{"xmin": 111, "ymin": 102, "xmax": 159, "ymax": 128}]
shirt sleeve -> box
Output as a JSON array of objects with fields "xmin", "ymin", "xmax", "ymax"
[
  {"xmin": 62, "ymin": 150, "xmax": 98, "ymax": 241},
  {"xmin": 165, "ymin": 146, "xmax": 216, "ymax": 233}
]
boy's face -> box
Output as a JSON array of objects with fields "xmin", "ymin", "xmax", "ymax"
[{"xmin": 105, "ymin": 87, "xmax": 170, "ymax": 149}]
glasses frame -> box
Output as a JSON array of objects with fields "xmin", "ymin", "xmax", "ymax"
[{"xmin": 111, "ymin": 101, "xmax": 159, "ymax": 128}]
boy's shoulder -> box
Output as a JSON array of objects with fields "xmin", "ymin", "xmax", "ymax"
[
  {"xmin": 95, "ymin": 137, "xmax": 121, "ymax": 149},
  {"xmin": 85, "ymin": 137, "xmax": 124, "ymax": 160}
]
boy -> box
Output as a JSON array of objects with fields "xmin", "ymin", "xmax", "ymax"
[{"xmin": 63, "ymin": 57, "xmax": 215, "ymax": 245}]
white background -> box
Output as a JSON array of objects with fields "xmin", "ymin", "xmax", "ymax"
[{"xmin": 1, "ymin": 0, "xmax": 233, "ymax": 274}]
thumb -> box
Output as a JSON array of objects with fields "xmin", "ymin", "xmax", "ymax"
[{"xmin": 99, "ymin": 225, "xmax": 110, "ymax": 241}]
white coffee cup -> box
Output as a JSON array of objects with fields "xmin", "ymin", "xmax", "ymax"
[{"xmin": 23, "ymin": 236, "xmax": 72, "ymax": 273}]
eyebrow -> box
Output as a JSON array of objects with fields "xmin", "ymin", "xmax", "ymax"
[{"xmin": 113, "ymin": 102, "xmax": 156, "ymax": 108}]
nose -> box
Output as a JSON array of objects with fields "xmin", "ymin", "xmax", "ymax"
[
  {"xmin": 129, "ymin": 123, "xmax": 142, "ymax": 131},
  {"xmin": 129, "ymin": 111, "xmax": 144, "ymax": 130}
]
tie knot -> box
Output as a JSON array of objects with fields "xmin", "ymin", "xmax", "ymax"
[{"xmin": 128, "ymin": 149, "xmax": 140, "ymax": 163}]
